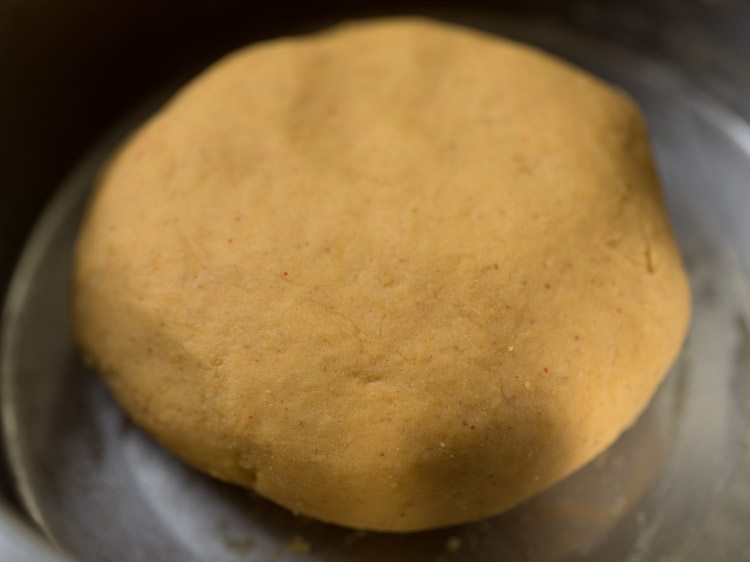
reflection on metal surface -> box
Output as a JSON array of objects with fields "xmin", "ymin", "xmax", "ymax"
[{"xmin": 2, "ymin": 14, "xmax": 750, "ymax": 562}]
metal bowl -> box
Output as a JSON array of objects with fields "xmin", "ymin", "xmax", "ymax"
[{"xmin": 1, "ymin": 2, "xmax": 749, "ymax": 561}]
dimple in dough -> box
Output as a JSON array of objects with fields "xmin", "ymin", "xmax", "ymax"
[{"xmin": 73, "ymin": 17, "xmax": 691, "ymax": 532}]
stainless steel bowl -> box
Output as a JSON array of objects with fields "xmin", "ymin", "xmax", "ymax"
[{"xmin": 2, "ymin": 2, "xmax": 749, "ymax": 561}]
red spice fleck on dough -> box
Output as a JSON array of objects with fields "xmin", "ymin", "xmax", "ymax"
[
  {"xmin": 282, "ymin": 272, "xmax": 288, "ymax": 276},
  {"xmin": 544, "ymin": 367, "xmax": 549, "ymax": 373}
]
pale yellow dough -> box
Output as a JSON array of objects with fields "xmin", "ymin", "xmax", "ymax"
[{"xmin": 73, "ymin": 18, "xmax": 690, "ymax": 531}]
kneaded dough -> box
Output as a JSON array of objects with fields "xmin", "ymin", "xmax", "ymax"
[{"xmin": 73, "ymin": 18, "xmax": 690, "ymax": 531}]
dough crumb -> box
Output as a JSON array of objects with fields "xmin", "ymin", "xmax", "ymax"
[
  {"xmin": 223, "ymin": 536, "xmax": 254, "ymax": 554},
  {"xmin": 287, "ymin": 535, "xmax": 312, "ymax": 555},
  {"xmin": 609, "ymin": 495, "xmax": 627, "ymax": 516},
  {"xmin": 445, "ymin": 535, "xmax": 463, "ymax": 552}
]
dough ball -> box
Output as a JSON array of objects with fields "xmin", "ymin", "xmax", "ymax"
[{"xmin": 72, "ymin": 18, "xmax": 690, "ymax": 531}]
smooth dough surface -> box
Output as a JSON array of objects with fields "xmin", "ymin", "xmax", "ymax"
[{"xmin": 73, "ymin": 18, "xmax": 691, "ymax": 531}]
